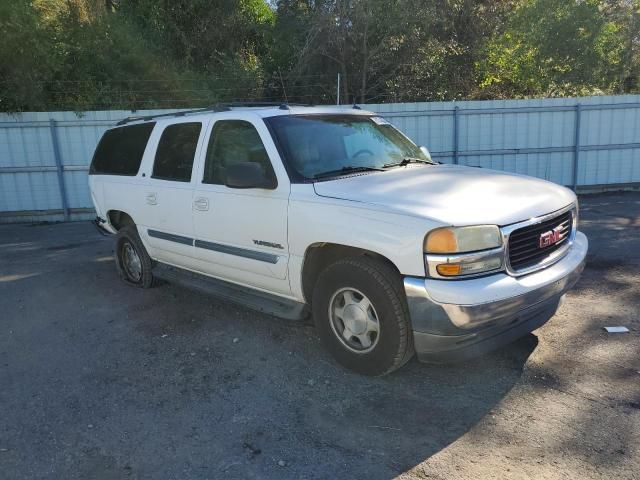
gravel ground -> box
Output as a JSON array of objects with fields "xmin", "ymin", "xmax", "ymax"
[{"xmin": 0, "ymin": 192, "xmax": 638, "ymax": 480}]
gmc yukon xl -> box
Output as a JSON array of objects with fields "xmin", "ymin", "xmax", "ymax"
[{"xmin": 89, "ymin": 104, "xmax": 588, "ymax": 375}]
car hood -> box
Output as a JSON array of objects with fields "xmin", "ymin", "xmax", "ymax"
[{"xmin": 312, "ymin": 164, "xmax": 576, "ymax": 226}]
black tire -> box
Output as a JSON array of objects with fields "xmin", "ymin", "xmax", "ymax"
[
  {"xmin": 312, "ymin": 256, "xmax": 414, "ymax": 376},
  {"xmin": 114, "ymin": 225, "xmax": 154, "ymax": 288}
]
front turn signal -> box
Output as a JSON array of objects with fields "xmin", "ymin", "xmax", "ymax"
[{"xmin": 435, "ymin": 264, "xmax": 462, "ymax": 276}]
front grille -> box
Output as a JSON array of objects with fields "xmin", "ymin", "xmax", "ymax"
[{"xmin": 508, "ymin": 210, "xmax": 573, "ymax": 271}]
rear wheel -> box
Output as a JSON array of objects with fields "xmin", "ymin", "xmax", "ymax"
[
  {"xmin": 312, "ymin": 256, "xmax": 414, "ymax": 376},
  {"xmin": 115, "ymin": 225, "xmax": 154, "ymax": 288}
]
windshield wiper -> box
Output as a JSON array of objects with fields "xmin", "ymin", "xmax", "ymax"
[
  {"xmin": 313, "ymin": 165, "xmax": 385, "ymax": 180},
  {"xmin": 383, "ymin": 157, "xmax": 438, "ymax": 168}
]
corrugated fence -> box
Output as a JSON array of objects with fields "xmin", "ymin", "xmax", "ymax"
[{"xmin": 1, "ymin": 95, "xmax": 639, "ymax": 223}]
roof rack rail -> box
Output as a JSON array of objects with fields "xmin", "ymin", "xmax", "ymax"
[
  {"xmin": 218, "ymin": 101, "xmax": 306, "ymax": 109},
  {"xmin": 115, "ymin": 105, "xmax": 226, "ymax": 126},
  {"xmin": 115, "ymin": 101, "xmax": 312, "ymax": 126}
]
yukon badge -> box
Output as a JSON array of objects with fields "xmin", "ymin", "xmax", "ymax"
[
  {"xmin": 539, "ymin": 225, "xmax": 564, "ymax": 248},
  {"xmin": 253, "ymin": 239, "xmax": 284, "ymax": 250}
]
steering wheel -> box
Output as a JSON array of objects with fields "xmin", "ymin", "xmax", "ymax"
[{"xmin": 352, "ymin": 149, "xmax": 374, "ymax": 159}]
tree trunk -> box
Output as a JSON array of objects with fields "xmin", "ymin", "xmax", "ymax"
[{"xmin": 620, "ymin": 4, "xmax": 638, "ymax": 93}]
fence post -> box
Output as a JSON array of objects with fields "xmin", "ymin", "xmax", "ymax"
[
  {"xmin": 453, "ymin": 106, "xmax": 460, "ymax": 164},
  {"xmin": 49, "ymin": 119, "xmax": 70, "ymax": 221},
  {"xmin": 572, "ymin": 103, "xmax": 582, "ymax": 191}
]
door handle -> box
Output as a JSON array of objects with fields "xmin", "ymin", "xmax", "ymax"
[
  {"xmin": 193, "ymin": 197, "xmax": 209, "ymax": 211},
  {"xmin": 146, "ymin": 192, "xmax": 157, "ymax": 205}
]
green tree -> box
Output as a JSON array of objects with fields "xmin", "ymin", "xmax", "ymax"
[
  {"xmin": 2, "ymin": 1, "xmax": 182, "ymax": 110},
  {"xmin": 269, "ymin": 0, "xmax": 513, "ymax": 103},
  {"xmin": 0, "ymin": 0, "xmax": 54, "ymax": 110},
  {"xmin": 478, "ymin": 0, "xmax": 634, "ymax": 97},
  {"xmin": 119, "ymin": 0, "xmax": 275, "ymax": 99},
  {"xmin": 1, "ymin": 0, "xmax": 638, "ymax": 111}
]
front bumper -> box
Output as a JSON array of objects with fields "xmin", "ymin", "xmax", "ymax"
[{"xmin": 404, "ymin": 231, "xmax": 588, "ymax": 363}]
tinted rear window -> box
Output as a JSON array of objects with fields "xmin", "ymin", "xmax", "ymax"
[{"xmin": 90, "ymin": 123, "xmax": 155, "ymax": 176}]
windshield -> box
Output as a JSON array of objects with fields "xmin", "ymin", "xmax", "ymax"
[{"xmin": 266, "ymin": 114, "xmax": 428, "ymax": 181}]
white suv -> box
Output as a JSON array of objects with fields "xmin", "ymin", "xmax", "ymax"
[{"xmin": 89, "ymin": 104, "xmax": 588, "ymax": 375}]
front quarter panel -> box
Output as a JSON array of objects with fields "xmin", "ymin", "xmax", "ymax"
[{"xmin": 288, "ymin": 184, "xmax": 440, "ymax": 299}]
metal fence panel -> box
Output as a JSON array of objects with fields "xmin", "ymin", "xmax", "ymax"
[
  {"xmin": 1, "ymin": 96, "xmax": 639, "ymax": 223},
  {"xmin": 0, "ymin": 109, "xmax": 174, "ymax": 222}
]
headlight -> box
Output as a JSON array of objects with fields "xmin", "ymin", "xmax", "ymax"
[
  {"xmin": 424, "ymin": 225, "xmax": 502, "ymax": 253},
  {"xmin": 424, "ymin": 225, "xmax": 504, "ymax": 278}
]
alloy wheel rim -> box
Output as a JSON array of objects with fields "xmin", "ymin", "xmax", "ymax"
[
  {"xmin": 328, "ymin": 287, "xmax": 380, "ymax": 353},
  {"xmin": 122, "ymin": 241, "xmax": 142, "ymax": 282}
]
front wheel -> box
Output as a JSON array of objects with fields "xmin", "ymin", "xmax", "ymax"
[{"xmin": 312, "ymin": 257, "xmax": 414, "ymax": 376}]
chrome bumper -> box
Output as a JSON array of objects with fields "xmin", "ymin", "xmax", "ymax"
[{"xmin": 404, "ymin": 231, "xmax": 588, "ymax": 362}]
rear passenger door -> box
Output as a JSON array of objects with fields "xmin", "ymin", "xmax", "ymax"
[
  {"xmin": 191, "ymin": 117, "xmax": 291, "ymax": 295},
  {"xmin": 138, "ymin": 119, "xmax": 206, "ymax": 267}
]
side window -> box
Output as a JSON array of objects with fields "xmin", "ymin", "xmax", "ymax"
[
  {"xmin": 203, "ymin": 120, "xmax": 274, "ymax": 185},
  {"xmin": 152, "ymin": 122, "xmax": 202, "ymax": 182},
  {"xmin": 90, "ymin": 122, "xmax": 156, "ymax": 176}
]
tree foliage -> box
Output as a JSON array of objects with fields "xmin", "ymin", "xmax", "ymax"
[
  {"xmin": 0, "ymin": 0, "xmax": 638, "ymax": 111},
  {"xmin": 478, "ymin": 0, "xmax": 637, "ymax": 97}
]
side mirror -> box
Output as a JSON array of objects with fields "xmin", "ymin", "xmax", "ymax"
[
  {"xmin": 419, "ymin": 146, "xmax": 432, "ymax": 162},
  {"xmin": 225, "ymin": 162, "xmax": 276, "ymax": 189}
]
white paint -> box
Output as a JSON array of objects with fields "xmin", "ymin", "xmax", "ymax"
[
  {"xmin": 312, "ymin": 163, "xmax": 576, "ymax": 226},
  {"xmin": 90, "ymin": 106, "xmax": 589, "ymax": 304}
]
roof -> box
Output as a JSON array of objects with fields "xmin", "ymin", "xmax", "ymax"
[{"xmin": 115, "ymin": 103, "xmax": 375, "ymax": 126}]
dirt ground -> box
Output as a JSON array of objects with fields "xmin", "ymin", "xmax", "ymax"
[{"xmin": 0, "ymin": 192, "xmax": 638, "ymax": 480}]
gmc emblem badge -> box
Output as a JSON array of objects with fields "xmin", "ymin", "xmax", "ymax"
[{"xmin": 539, "ymin": 225, "xmax": 564, "ymax": 248}]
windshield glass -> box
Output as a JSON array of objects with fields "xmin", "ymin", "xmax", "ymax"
[{"xmin": 266, "ymin": 115, "xmax": 428, "ymax": 180}]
